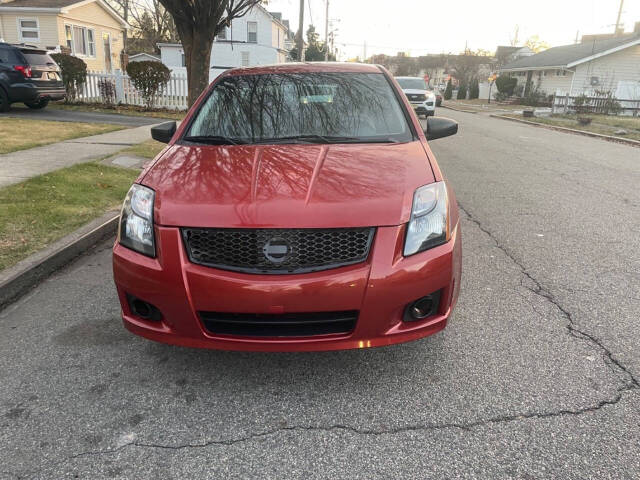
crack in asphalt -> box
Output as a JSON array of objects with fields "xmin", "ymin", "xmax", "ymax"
[
  {"xmin": 22, "ymin": 389, "xmax": 634, "ymax": 477},
  {"xmin": 458, "ymin": 203, "xmax": 639, "ymax": 390}
]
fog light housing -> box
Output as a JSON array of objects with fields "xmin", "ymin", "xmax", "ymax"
[
  {"xmin": 127, "ymin": 294, "xmax": 163, "ymax": 321},
  {"xmin": 404, "ymin": 290, "xmax": 442, "ymax": 322}
]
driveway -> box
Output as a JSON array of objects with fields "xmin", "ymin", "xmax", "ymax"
[
  {"xmin": 1, "ymin": 112, "xmax": 639, "ymax": 478},
  {"xmin": 0, "ymin": 104, "xmax": 168, "ymax": 127}
]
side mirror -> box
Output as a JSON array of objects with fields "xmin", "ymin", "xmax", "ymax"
[
  {"xmin": 425, "ymin": 117, "xmax": 458, "ymax": 141},
  {"xmin": 151, "ymin": 121, "xmax": 177, "ymax": 144}
]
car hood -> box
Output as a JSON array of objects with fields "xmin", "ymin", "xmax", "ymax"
[
  {"xmin": 402, "ymin": 88, "xmax": 431, "ymax": 95},
  {"xmin": 142, "ymin": 142, "xmax": 435, "ymax": 228}
]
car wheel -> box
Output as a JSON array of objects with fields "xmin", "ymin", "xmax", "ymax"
[
  {"xmin": 25, "ymin": 98, "xmax": 50, "ymax": 110},
  {"xmin": 0, "ymin": 88, "xmax": 9, "ymax": 112}
]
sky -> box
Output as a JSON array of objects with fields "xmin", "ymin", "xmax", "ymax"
[{"xmin": 267, "ymin": 0, "xmax": 640, "ymax": 59}]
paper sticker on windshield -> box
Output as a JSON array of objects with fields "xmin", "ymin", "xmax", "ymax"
[{"xmin": 300, "ymin": 95, "xmax": 334, "ymax": 104}]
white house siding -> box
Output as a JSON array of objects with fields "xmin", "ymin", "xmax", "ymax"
[
  {"xmin": 509, "ymin": 70, "xmax": 573, "ymax": 96},
  {"xmin": 160, "ymin": 42, "xmax": 284, "ymax": 82},
  {"xmin": 159, "ymin": 5, "xmax": 288, "ymax": 82},
  {"xmin": 0, "ymin": 13, "xmax": 59, "ymax": 47},
  {"xmin": 159, "ymin": 45, "xmax": 182, "ymax": 69},
  {"xmin": 535, "ymin": 70, "xmax": 574, "ymax": 95},
  {"xmin": 570, "ymin": 44, "xmax": 640, "ymax": 98}
]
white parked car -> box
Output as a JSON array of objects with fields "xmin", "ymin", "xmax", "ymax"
[{"xmin": 394, "ymin": 76, "xmax": 436, "ymax": 118}]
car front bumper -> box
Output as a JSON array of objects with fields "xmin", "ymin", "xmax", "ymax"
[
  {"xmin": 113, "ymin": 223, "xmax": 461, "ymax": 352},
  {"xmin": 411, "ymin": 101, "xmax": 436, "ymax": 115}
]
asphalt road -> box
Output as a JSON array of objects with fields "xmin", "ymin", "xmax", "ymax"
[
  {"xmin": 0, "ymin": 105, "xmax": 166, "ymax": 126},
  {"xmin": 1, "ymin": 111, "xmax": 639, "ymax": 479}
]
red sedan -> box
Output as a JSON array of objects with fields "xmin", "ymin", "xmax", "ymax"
[{"xmin": 113, "ymin": 62, "xmax": 461, "ymax": 351}]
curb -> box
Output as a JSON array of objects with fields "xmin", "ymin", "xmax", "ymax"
[
  {"xmin": 490, "ymin": 114, "xmax": 640, "ymax": 148},
  {"xmin": 0, "ymin": 211, "xmax": 120, "ymax": 309},
  {"xmin": 441, "ymin": 104, "xmax": 478, "ymax": 114}
]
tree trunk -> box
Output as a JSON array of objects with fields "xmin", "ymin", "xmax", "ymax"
[{"xmin": 178, "ymin": 27, "xmax": 214, "ymax": 107}]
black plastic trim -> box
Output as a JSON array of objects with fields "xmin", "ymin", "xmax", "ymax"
[{"xmin": 181, "ymin": 227, "xmax": 376, "ymax": 275}]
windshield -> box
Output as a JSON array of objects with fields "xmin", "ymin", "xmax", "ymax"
[
  {"xmin": 396, "ymin": 78, "xmax": 427, "ymax": 90},
  {"xmin": 186, "ymin": 72, "xmax": 413, "ymax": 144}
]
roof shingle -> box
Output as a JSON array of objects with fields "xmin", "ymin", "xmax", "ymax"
[
  {"xmin": 502, "ymin": 33, "xmax": 640, "ymax": 70},
  {"xmin": 0, "ymin": 0, "xmax": 80, "ymax": 8}
]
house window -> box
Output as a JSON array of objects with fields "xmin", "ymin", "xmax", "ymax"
[
  {"xmin": 181, "ymin": 53, "xmax": 186, "ymax": 67},
  {"xmin": 73, "ymin": 26, "xmax": 87, "ymax": 55},
  {"xmin": 18, "ymin": 18, "xmax": 40, "ymax": 42},
  {"xmin": 66, "ymin": 24, "xmax": 96, "ymax": 57},
  {"xmin": 241, "ymin": 51, "xmax": 250, "ymax": 66},
  {"xmin": 87, "ymin": 29, "xmax": 95, "ymax": 57},
  {"xmin": 217, "ymin": 27, "xmax": 227, "ymax": 40},
  {"xmin": 247, "ymin": 21, "xmax": 257, "ymax": 43},
  {"xmin": 65, "ymin": 25, "xmax": 73, "ymax": 50}
]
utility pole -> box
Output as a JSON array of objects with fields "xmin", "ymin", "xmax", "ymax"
[
  {"xmin": 363, "ymin": 40, "xmax": 367, "ymax": 61},
  {"xmin": 324, "ymin": 0, "xmax": 329, "ymax": 61},
  {"xmin": 615, "ymin": 0, "xmax": 624, "ymax": 34},
  {"xmin": 297, "ymin": 0, "xmax": 305, "ymax": 61}
]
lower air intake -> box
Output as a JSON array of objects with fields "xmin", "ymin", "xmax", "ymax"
[{"xmin": 199, "ymin": 310, "xmax": 358, "ymax": 337}]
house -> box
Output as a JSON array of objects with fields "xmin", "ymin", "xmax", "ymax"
[
  {"xmin": 0, "ymin": 0, "xmax": 128, "ymax": 72},
  {"xmin": 500, "ymin": 24, "xmax": 640, "ymax": 99},
  {"xmin": 128, "ymin": 52, "xmax": 160, "ymax": 63},
  {"xmin": 158, "ymin": 4, "xmax": 291, "ymax": 82}
]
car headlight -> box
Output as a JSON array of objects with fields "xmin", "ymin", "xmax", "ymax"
[
  {"xmin": 404, "ymin": 181, "xmax": 450, "ymax": 256},
  {"xmin": 118, "ymin": 184, "xmax": 156, "ymax": 257}
]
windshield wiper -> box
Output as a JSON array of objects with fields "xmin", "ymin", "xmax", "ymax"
[
  {"xmin": 251, "ymin": 135, "xmax": 399, "ymax": 144},
  {"xmin": 183, "ymin": 135, "xmax": 244, "ymax": 145},
  {"xmin": 252, "ymin": 134, "xmax": 336, "ymax": 144}
]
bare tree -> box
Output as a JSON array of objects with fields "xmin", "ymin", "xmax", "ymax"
[
  {"xmin": 524, "ymin": 35, "xmax": 550, "ymax": 53},
  {"xmin": 509, "ymin": 25, "xmax": 520, "ymax": 47},
  {"xmin": 450, "ymin": 49, "xmax": 487, "ymax": 86},
  {"xmin": 157, "ymin": 0, "xmax": 262, "ymax": 106},
  {"xmin": 107, "ymin": 0, "xmax": 178, "ymax": 53},
  {"xmin": 106, "ymin": 0, "xmax": 132, "ymax": 50}
]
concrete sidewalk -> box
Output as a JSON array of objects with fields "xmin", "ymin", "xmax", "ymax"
[{"xmin": 0, "ymin": 123, "xmax": 157, "ymax": 188}]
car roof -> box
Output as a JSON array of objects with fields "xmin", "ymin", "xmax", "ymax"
[
  {"xmin": 394, "ymin": 76, "xmax": 425, "ymax": 80},
  {"xmin": 222, "ymin": 62, "xmax": 383, "ymax": 77},
  {"xmin": 0, "ymin": 42, "xmax": 45, "ymax": 52}
]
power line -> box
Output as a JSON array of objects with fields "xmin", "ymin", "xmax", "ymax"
[{"xmin": 307, "ymin": 0, "xmax": 313, "ymax": 26}]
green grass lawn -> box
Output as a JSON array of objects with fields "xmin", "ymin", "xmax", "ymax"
[
  {"xmin": 50, "ymin": 102, "xmax": 186, "ymax": 121},
  {"xmin": 553, "ymin": 114, "xmax": 640, "ymax": 132},
  {"xmin": 0, "ymin": 118, "xmax": 123, "ymax": 154},
  {"xmin": 0, "ymin": 162, "xmax": 138, "ymax": 271},
  {"xmin": 504, "ymin": 113, "xmax": 640, "ymax": 142},
  {"xmin": 120, "ymin": 139, "xmax": 167, "ymax": 159},
  {"xmin": 444, "ymin": 99, "xmax": 524, "ymax": 112}
]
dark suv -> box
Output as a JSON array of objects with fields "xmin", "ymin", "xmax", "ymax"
[{"xmin": 0, "ymin": 43, "xmax": 66, "ymax": 112}]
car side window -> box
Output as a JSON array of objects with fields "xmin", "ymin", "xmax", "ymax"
[{"xmin": 0, "ymin": 48, "xmax": 21, "ymax": 65}]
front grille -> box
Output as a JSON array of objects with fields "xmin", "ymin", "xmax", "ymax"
[
  {"xmin": 408, "ymin": 93, "xmax": 426, "ymax": 102},
  {"xmin": 200, "ymin": 310, "xmax": 358, "ymax": 337},
  {"xmin": 181, "ymin": 227, "xmax": 375, "ymax": 274}
]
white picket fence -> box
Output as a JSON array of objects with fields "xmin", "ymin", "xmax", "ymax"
[
  {"xmin": 552, "ymin": 93, "xmax": 640, "ymax": 116},
  {"xmin": 78, "ymin": 70, "xmax": 189, "ymax": 110}
]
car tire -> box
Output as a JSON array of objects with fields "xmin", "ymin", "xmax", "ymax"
[
  {"xmin": 25, "ymin": 98, "xmax": 50, "ymax": 110},
  {"xmin": 0, "ymin": 88, "xmax": 9, "ymax": 112}
]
